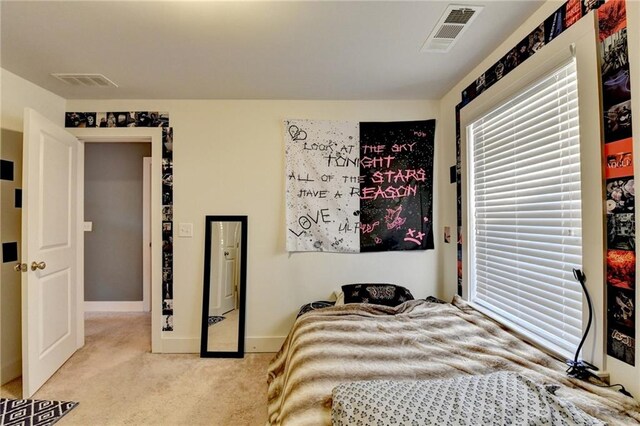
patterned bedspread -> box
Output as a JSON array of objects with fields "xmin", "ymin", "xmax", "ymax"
[
  {"xmin": 266, "ymin": 297, "xmax": 640, "ymax": 425},
  {"xmin": 332, "ymin": 372, "xmax": 604, "ymax": 426}
]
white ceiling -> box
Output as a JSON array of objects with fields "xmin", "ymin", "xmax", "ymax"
[{"xmin": 1, "ymin": 1, "xmax": 544, "ymax": 100}]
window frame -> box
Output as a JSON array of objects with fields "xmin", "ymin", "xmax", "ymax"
[
  {"xmin": 468, "ymin": 58, "xmax": 583, "ymax": 358},
  {"xmin": 459, "ymin": 15, "xmax": 604, "ymax": 366}
]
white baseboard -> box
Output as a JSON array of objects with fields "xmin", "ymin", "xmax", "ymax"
[
  {"xmin": 245, "ymin": 337, "xmax": 285, "ymax": 352},
  {"xmin": 157, "ymin": 336, "xmax": 285, "ymax": 354},
  {"xmin": 1, "ymin": 358, "xmax": 21, "ymax": 386},
  {"xmin": 160, "ymin": 337, "xmax": 199, "ymax": 353},
  {"xmin": 85, "ymin": 301, "xmax": 145, "ymax": 312}
]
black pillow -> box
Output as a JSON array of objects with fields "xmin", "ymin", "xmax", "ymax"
[
  {"xmin": 341, "ymin": 284, "xmax": 414, "ymax": 307},
  {"xmin": 296, "ymin": 301, "xmax": 335, "ymax": 318},
  {"xmin": 425, "ymin": 295, "xmax": 446, "ymax": 304}
]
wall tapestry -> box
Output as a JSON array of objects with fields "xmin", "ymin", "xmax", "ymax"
[
  {"xmin": 65, "ymin": 111, "xmax": 175, "ymax": 332},
  {"xmin": 285, "ymin": 119, "xmax": 435, "ymax": 253},
  {"xmin": 285, "ymin": 120, "xmax": 360, "ymax": 252},
  {"xmin": 454, "ymin": 0, "xmax": 635, "ymax": 365}
]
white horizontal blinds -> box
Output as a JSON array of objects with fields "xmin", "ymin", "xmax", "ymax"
[{"xmin": 470, "ymin": 59, "xmax": 582, "ymax": 357}]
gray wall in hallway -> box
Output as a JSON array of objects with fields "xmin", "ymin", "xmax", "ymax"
[{"xmin": 85, "ymin": 143, "xmax": 151, "ymax": 301}]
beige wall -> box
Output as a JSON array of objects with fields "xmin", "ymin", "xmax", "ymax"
[
  {"xmin": 67, "ymin": 99, "xmax": 441, "ymax": 350},
  {"xmin": 438, "ymin": 0, "xmax": 640, "ymax": 396}
]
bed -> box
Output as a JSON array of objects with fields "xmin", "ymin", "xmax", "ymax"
[{"xmin": 267, "ymin": 295, "xmax": 640, "ymax": 425}]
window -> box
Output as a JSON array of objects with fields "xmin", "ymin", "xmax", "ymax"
[{"xmin": 468, "ymin": 59, "xmax": 582, "ymax": 358}]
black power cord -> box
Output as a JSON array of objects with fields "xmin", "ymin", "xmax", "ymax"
[
  {"xmin": 565, "ymin": 269, "xmax": 633, "ymax": 398},
  {"xmin": 565, "ymin": 269, "xmax": 597, "ymax": 379}
]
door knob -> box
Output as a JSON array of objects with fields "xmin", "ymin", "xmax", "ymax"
[
  {"xmin": 14, "ymin": 263, "xmax": 27, "ymax": 272},
  {"xmin": 31, "ymin": 261, "xmax": 46, "ymax": 271}
]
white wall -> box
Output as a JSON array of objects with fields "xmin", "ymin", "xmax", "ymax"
[
  {"xmin": 0, "ymin": 69, "xmax": 66, "ymax": 384},
  {"xmin": 1, "ymin": 68, "xmax": 67, "ymax": 131},
  {"xmin": 438, "ymin": 0, "xmax": 640, "ymax": 396},
  {"xmin": 67, "ymin": 99, "xmax": 440, "ymax": 351}
]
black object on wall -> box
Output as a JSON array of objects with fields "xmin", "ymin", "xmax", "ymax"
[
  {"xmin": 2, "ymin": 242, "xmax": 18, "ymax": 263},
  {"xmin": 0, "ymin": 159, "xmax": 14, "ymax": 181}
]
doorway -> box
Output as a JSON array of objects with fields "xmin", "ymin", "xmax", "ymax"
[
  {"xmin": 83, "ymin": 142, "xmax": 151, "ymax": 314},
  {"xmin": 71, "ymin": 127, "xmax": 164, "ymax": 354},
  {"xmin": 1, "ymin": 119, "xmax": 165, "ymax": 399}
]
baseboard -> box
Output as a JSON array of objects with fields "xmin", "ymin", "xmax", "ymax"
[
  {"xmin": 1, "ymin": 358, "xmax": 21, "ymax": 386},
  {"xmin": 160, "ymin": 337, "xmax": 200, "ymax": 353},
  {"xmin": 85, "ymin": 301, "xmax": 145, "ymax": 312},
  {"xmin": 157, "ymin": 336, "xmax": 285, "ymax": 354},
  {"xmin": 245, "ymin": 337, "xmax": 285, "ymax": 352}
]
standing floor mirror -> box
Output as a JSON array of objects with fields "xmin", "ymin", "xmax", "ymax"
[{"xmin": 200, "ymin": 215, "xmax": 247, "ymax": 358}]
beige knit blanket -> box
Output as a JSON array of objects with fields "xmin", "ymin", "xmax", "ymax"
[{"xmin": 267, "ymin": 297, "xmax": 640, "ymax": 425}]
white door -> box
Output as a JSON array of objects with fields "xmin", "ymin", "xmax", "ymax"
[
  {"xmin": 21, "ymin": 108, "xmax": 80, "ymax": 398},
  {"xmin": 219, "ymin": 224, "xmax": 237, "ymax": 315}
]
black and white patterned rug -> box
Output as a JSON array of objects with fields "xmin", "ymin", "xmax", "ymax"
[
  {"xmin": 208, "ymin": 316, "xmax": 225, "ymax": 326},
  {"xmin": 0, "ymin": 398, "xmax": 78, "ymax": 426}
]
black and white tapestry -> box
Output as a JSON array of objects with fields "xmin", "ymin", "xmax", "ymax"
[
  {"xmin": 284, "ymin": 119, "xmax": 435, "ymax": 253},
  {"xmin": 285, "ymin": 120, "xmax": 360, "ymax": 252},
  {"xmin": 359, "ymin": 120, "xmax": 435, "ymax": 252}
]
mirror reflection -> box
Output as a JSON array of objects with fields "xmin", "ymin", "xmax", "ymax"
[{"xmin": 201, "ymin": 216, "xmax": 247, "ymax": 358}]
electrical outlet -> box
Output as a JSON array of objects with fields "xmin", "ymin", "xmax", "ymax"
[{"xmin": 178, "ymin": 223, "xmax": 193, "ymax": 238}]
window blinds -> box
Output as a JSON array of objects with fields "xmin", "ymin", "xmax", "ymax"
[{"xmin": 469, "ymin": 59, "xmax": 582, "ymax": 357}]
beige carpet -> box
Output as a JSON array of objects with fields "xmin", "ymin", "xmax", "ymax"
[
  {"xmin": 207, "ymin": 309, "xmax": 240, "ymax": 352},
  {"xmin": 0, "ymin": 312, "xmax": 274, "ymax": 425}
]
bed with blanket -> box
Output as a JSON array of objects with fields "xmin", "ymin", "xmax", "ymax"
[{"xmin": 267, "ymin": 290, "xmax": 640, "ymax": 425}]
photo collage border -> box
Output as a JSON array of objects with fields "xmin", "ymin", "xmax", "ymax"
[{"xmin": 65, "ymin": 111, "xmax": 175, "ymax": 332}]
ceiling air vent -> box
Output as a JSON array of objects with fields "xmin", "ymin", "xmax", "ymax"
[
  {"xmin": 51, "ymin": 73, "xmax": 118, "ymax": 88},
  {"xmin": 421, "ymin": 5, "xmax": 483, "ymax": 53}
]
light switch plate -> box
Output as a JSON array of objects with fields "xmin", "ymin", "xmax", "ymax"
[
  {"xmin": 84, "ymin": 221, "xmax": 93, "ymax": 232},
  {"xmin": 178, "ymin": 223, "xmax": 193, "ymax": 238}
]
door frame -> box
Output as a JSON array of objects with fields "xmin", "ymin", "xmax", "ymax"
[
  {"xmin": 143, "ymin": 157, "xmax": 152, "ymax": 313},
  {"xmin": 69, "ymin": 128, "xmax": 163, "ymax": 353}
]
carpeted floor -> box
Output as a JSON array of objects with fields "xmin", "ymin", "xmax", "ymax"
[{"xmin": 0, "ymin": 312, "xmax": 274, "ymax": 425}]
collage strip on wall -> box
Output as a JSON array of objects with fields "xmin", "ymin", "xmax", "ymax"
[
  {"xmin": 454, "ymin": 0, "xmax": 635, "ymax": 364},
  {"xmin": 460, "ymin": 0, "xmax": 603, "ymax": 107},
  {"xmin": 455, "ymin": 104, "xmax": 462, "ymax": 297},
  {"xmin": 65, "ymin": 111, "xmax": 175, "ymax": 332},
  {"xmin": 598, "ymin": 0, "xmax": 635, "ymax": 365},
  {"xmin": 285, "ymin": 119, "xmax": 435, "ymax": 253}
]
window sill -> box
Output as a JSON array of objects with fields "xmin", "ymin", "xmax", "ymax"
[{"xmin": 467, "ymin": 300, "xmax": 574, "ymax": 363}]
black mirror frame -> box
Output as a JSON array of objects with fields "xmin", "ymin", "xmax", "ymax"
[{"xmin": 200, "ymin": 215, "xmax": 247, "ymax": 358}]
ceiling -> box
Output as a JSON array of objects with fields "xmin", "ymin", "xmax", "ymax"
[{"xmin": 1, "ymin": 1, "xmax": 544, "ymax": 100}]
